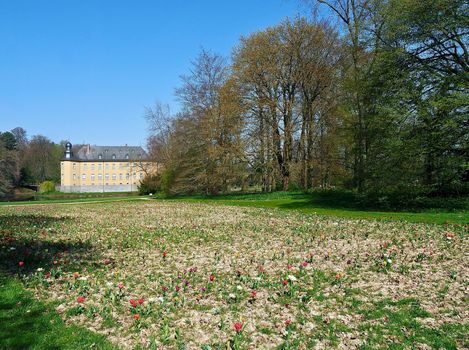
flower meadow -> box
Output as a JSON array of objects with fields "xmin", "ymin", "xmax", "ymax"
[{"xmin": 0, "ymin": 201, "xmax": 467, "ymax": 349}]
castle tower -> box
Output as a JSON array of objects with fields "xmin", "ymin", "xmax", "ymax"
[{"xmin": 64, "ymin": 142, "xmax": 73, "ymax": 159}]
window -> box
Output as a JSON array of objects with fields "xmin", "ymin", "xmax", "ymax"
[
  {"xmin": 139, "ymin": 173, "xmax": 143, "ymax": 179},
  {"xmin": 73, "ymin": 163, "xmax": 76, "ymax": 170},
  {"xmin": 98, "ymin": 174, "xmax": 102, "ymax": 180},
  {"xmin": 82, "ymin": 174, "xmax": 86, "ymax": 180},
  {"xmin": 112, "ymin": 174, "xmax": 116, "ymax": 180},
  {"xmin": 119, "ymin": 163, "xmax": 123, "ymax": 169},
  {"xmin": 126, "ymin": 173, "xmax": 130, "ymax": 180},
  {"xmin": 91, "ymin": 164, "xmax": 95, "ymax": 170},
  {"xmin": 105, "ymin": 164, "xmax": 110, "ymax": 170},
  {"xmin": 98, "ymin": 164, "xmax": 102, "ymax": 170},
  {"xmin": 112, "ymin": 163, "xmax": 116, "ymax": 169},
  {"xmin": 133, "ymin": 173, "xmax": 136, "ymax": 179},
  {"xmin": 83, "ymin": 164, "xmax": 87, "ymax": 170},
  {"xmin": 125, "ymin": 154, "xmax": 129, "ymax": 159},
  {"xmin": 98, "ymin": 154, "xmax": 102, "ymax": 159},
  {"xmin": 73, "ymin": 174, "xmax": 76, "ymax": 180},
  {"xmin": 105, "ymin": 174, "xmax": 109, "ymax": 180},
  {"xmin": 91, "ymin": 174, "xmax": 95, "ymax": 181},
  {"xmin": 112, "ymin": 154, "xmax": 116, "ymax": 159},
  {"xmin": 119, "ymin": 173, "xmax": 123, "ymax": 180}
]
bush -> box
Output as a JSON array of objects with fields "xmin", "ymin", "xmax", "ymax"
[
  {"xmin": 39, "ymin": 181, "xmax": 55, "ymax": 193},
  {"xmin": 138, "ymin": 174, "xmax": 161, "ymax": 195}
]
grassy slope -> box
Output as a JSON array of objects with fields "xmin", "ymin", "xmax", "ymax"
[
  {"xmin": 162, "ymin": 191, "xmax": 469, "ymax": 225},
  {"xmin": 0, "ymin": 274, "xmax": 116, "ymax": 350}
]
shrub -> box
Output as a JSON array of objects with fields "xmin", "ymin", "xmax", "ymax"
[
  {"xmin": 138, "ymin": 174, "xmax": 161, "ymax": 195},
  {"xmin": 39, "ymin": 181, "xmax": 56, "ymax": 193}
]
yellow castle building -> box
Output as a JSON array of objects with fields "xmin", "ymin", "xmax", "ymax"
[{"xmin": 60, "ymin": 142, "xmax": 157, "ymax": 193}]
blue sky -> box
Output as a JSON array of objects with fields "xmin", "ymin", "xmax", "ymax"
[{"xmin": 0, "ymin": 0, "xmax": 309, "ymax": 147}]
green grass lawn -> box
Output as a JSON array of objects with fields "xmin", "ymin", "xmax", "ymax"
[
  {"xmin": 162, "ymin": 191, "xmax": 469, "ymax": 225},
  {"xmin": 0, "ymin": 200, "xmax": 466, "ymax": 349},
  {"xmin": 2, "ymin": 190, "xmax": 467, "ymax": 224},
  {"xmin": 0, "ymin": 274, "xmax": 116, "ymax": 350},
  {"xmin": 0, "ymin": 196, "xmax": 148, "ymax": 206}
]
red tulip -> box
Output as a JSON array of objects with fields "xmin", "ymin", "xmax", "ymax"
[
  {"xmin": 118, "ymin": 283, "xmax": 124, "ymax": 289},
  {"xmin": 285, "ymin": 319, "xmax": 292, "ymax": 326},
  {"xmin": 138, "ymin": 298, "xmax": 144, "ymax": 305},
  {"xmin": 251, "ymin": 290, "xmax": 257, "ymax": 298},
  {"xmin": 18, "ymin": 261, "xmax": 24, "ymax": 267},
  {"xmin": 233, "ymin": 322, "xmax": 243, "ymax": 332},
  {"xmin": 130, "ymin": 299, "xmax": 138, "ymax": 307},
  {"xmin": 282, "ymin": 279, "xmax": 288, "ymax": 286},
  {"xmin": 163, "ymin": 251, "xmax": 167, "ymax": 258},
  {"xmin": 302, "ymin": 261, "xmax": 308, "ymax": 267},
  {"xmin": 209, "ymin": 274, "xmax": 215, "ymax": 282},
  {"xmin": 53, "ymin": 260, "xmax": 58, "ymax": 265},
  {"xmin": 77, "ymin": 296, "xmax": 85, "ymax": 303},
  {"xmin": 133, "ymin": 314, "xmax": 140, "ymax": 320}
]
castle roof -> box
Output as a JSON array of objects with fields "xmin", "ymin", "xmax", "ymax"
[{"xmin": 74, "ymin": 145, "xmax": 148, "ymax": 161}]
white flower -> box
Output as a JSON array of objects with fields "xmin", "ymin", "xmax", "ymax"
[
  {"xmin": 106, "ymin": 282, "xmax": 113, "ymax": 287},
  {"xmin": 229, "ymin": 293, "xmax": 236, "ymax": 299},
  {"xmin": 288, "ymin": 275, "xmax": 297, "ymax": 282},
  {"xmin": 158, "ymin": 296, "xmax": 165, "ymax": 303},
  {"xmin": 236, "ymin": 285, "xmax": 243, "ymax": 291},
  {"xmin": 387, "ymin": 259, "xmax": 392, "ymax": 264},
  {"xmin": 9, "ymin": 247, "xmax": 16, "ymax": 251},
  {"xmin": 37, "ymin": 268, "xmax": 44, "ymax": 272},
  {"xmin": 78, "ymin": 276, "xmax": 88, "ymax": 281}
]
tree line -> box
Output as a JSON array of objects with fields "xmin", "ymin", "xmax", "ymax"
[
  {"xmin": 0, "ymin": 127, "xmax": 73, "ymax": 196},
  {"xmin": 145, "ymin": 0, "xmax": 468, "ymax": 198}
]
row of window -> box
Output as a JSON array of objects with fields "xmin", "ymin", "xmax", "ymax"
[
  {"xmin": 72, "ymin": 173, "xmax": 143, "ymax": 181},
  {"xmin": 67, "ymin": 163, "xmax": 140, "ymax": 171},
  {"xmin": 98, "ymin": 153, "xmax": 141, "ymax": 160},
  {"xmin": 70, "ymin": 183, "xmax": 133, "ymax": 186}
]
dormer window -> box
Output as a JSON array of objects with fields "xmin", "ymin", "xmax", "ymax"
[
  {"xmin": 125, "ymin": 154, "xmax": 130, "ymax": 159},
  {"xmin": 112, "ymin": 154, "xmax": 116, "ymax": 159},
  {"xmin": 98, "ymin": 154, "xmax": 102, "ymax": 160}
]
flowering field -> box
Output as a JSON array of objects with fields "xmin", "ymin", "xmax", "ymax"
[{"xmin": 0, "ymin": 201, "xmax": 467, "ymax": 349}]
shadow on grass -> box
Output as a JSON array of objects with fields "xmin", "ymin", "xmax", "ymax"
[
  {"xmin": 0, "ymin": 213, "xmax": 102, "ymax": 277},
  {"xmin": 0, "ymin": 213, "xmax": 115, "ymax": 349},
  {"xmin": 184, "ymin": 190, "xmax": 468, "ymax": 213}
]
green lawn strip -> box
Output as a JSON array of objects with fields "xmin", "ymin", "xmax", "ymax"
[
  {"xmin": 0, "ymin": 274, "xmax": 117, "ymax": 350},
  {"xmin": 162, "ymin": 197, "xmax": 469, "ymax": 225},
  {"xmin": 0, "ymin": 196, "xmax": 148, "ymax": 207}
]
